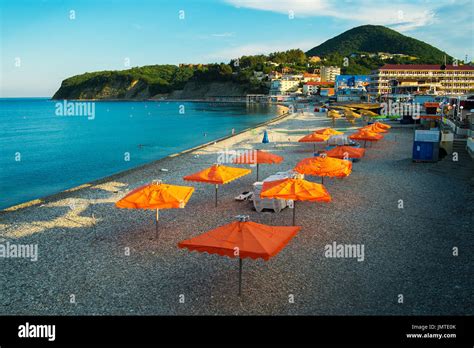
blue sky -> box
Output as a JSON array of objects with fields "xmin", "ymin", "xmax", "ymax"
[{"xmin": 1, "ymin": 0, "xmax": 473, "ymax": 97}]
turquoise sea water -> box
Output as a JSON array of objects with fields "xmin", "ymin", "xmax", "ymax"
[{"xmin": 0, "ymin": 98, "xmax": 279, "ymax": 209}]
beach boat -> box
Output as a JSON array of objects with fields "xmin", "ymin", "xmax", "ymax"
[
  {"xmin": 183, "ymin": 164, "xmax": 251, "ymax": 207},
  {"xmin": 116, "ymin": 180, "xmax": 194, "ymax": 238},
  {"xmin": 294, "ymin": 156, "xmax": 352, "ymax": 184},
  {"xmin": 178, "ymin": 216, "xmax": 300, "ymax": 296},
  {"xmin": 232, "ymin": 149, "xmax": 283, "ymax": 181},
  {"xmin": 260, "ymin": 176, "xmax": 331, "ymax": 225}
]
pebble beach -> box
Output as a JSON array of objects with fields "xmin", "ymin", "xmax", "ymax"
[{"xmin": 1, "ymin": 110, "xmax": 472, "ymax": 315}]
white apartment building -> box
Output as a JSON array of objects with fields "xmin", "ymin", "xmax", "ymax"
[
  {"xmin": 320, "ymin": 66, "xmax": 341, "ymax": 82},
  {"xmin": 303, "ymin": 83, "xmax": 318, "ymax": 95},
  {"xmin": 270, "ymin": 78, "xmax": 300, "ymax": 95},
  {"xmin": 368, "ymin": 64, "xmax": 474, "ymax": 97}
]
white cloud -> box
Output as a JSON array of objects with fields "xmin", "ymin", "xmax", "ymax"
[{"xmin": 224, "ymin": 0, "xmax": 439, "ymax": 31}]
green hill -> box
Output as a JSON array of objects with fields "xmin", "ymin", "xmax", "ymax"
[
  {"xmin": 306, "ymin": 25, "xmax": 452, "ymax": 63},
  {"xmin": 52, "ymin": 63, "xmax": 268, "ymax": 100},
  {"xmin": 53, "ymin": 25, "xmax": 456, "ymax": 99}
]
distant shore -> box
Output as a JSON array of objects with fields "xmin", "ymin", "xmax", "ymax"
[{"xmin": 49, "ymin": 97, "xmax": 276, "ymax": 103}]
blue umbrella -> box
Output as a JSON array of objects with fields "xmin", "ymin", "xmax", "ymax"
[{"xmin": 262, "ymin": 130, "xmax": 269, "ymax": 143}]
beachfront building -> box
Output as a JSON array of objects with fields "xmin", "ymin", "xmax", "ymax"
[
  {"xmin": 320, "ymin": 87, "xmax": 335, "ymax": 97},
  {"xmin": 303, "ymin": 82, "xmax": 319, "ymax": 95},
  {"xmin": 303, "ymin": 73, "xmax": 321, "ymax": 82},
  {"xmin": 321, "ymin": 66, "xmax": 341, "ymax": 82},
  {"xmin": 270, "ymin": 78, "xmax": 300, "ymax": 95},
  {"xmin": 335, "ymin": 75, "xmax": 370, "ymax": 90},
  {"xmin": 368, "ymin": 64, "xmax": 474, "ymax": 97},
  {"xmin": 336, "ymin": 88, "xmax": 367, "ymax": 102}
]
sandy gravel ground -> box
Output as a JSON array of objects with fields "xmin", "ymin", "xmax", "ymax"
[{"xmin": 0, "ymin": 111, "xmax": 472, "ymax": 315}]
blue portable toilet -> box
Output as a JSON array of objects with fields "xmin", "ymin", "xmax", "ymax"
[
  {"xmin": 262, "ymin": 130, "xmax": 269, "ymax": 143},
  {"xmin": 412, "ymin": 130, "xmax": 439, "ymax": 162}
]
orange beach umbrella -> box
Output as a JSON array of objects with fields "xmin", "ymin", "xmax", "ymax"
[
  {"xmin": 178, "ymin": 216, "xmax": 300, "ymax": 296},
  {"xmin": 232, "ymin": 149, "xmax": 283, "ymax": 181},
  {"xmin": 116, "ymin": 180, "xmax": 194, "ymax": 238},
  {"xmin": 349, "ymin": 130, "xmax": 383, "ymax": 147},
  {"xmin": 294, "ymin": 156, "xmax": 352, "ymax": 184},
  {"xmin": 359, "ymin": 124, "xmax": 388, "ymax": 133},
  {"xmin": 298, "ymin": 133, "xmax": 330, "ymax": 152},
  {"xmin": 314, "ymin": 128, "xmax": 344, "ymax": 136},
  {"xmin": 374, "ymin": 121, "xmax": 391, "ymax": 129},
  {"xmin": 183, "ymin": 164, "xmax": 251, "ymax": 207},
  {"xmin": 260, "ymin": 177, "xmax": 331, "ymax": 225},
  {"xmin": 325, "ymin": 146, "xmax": 365, "ymax": 160}
]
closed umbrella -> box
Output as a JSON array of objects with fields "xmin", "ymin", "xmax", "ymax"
[
  {"xmin": 116, "ymin": 180, "xmax": 194, "ymax": 238},
  {"xmin": 183, "ymin": 164, "xmax": 251, "ymax": 207},
  {"xmin": 178, "ymin": 216, "xmax": 300, "ymax": 296}
]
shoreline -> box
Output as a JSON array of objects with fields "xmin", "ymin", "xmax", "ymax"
[
  {"xmin": 1, "ymin": 106, "xmax": 291, "ymax": 213},
  {"xmin": 1, "ymin": 110, "xmax": 471, "ymax": 315},
  {"xmin": 48, "ymin": 98, "xmax": 283, "ymax": 104}
]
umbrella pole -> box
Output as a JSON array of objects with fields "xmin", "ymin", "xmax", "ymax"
[
  {"xmin": 364, "ymin": 140, "xmax": 367, "ymax": 148},
  {"xmin": 292, "ymin": 201, "xmax": 296, "ymax": 226},
  {"xmin": 238, "ymin": 258, "xmax": 243, "ymax": 296},
  {"xmin": 256, "ymin": 164, "xmax": 259, "ymax": 181},
  {"xmin": 155, "ymin": 209, "xmax": 159, "ymax": 238},
  {"xmin": 321, "ymin": 176, "xmax": 324, "ymax": 185},
  {"xmin": 215, "ymin": 184, "xmax": 218, "ymax": 207},
  {"xmin": 313, "ymin": 143, "xmax": 316, "ymax": 153}
]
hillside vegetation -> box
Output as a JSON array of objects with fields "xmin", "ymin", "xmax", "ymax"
[
  {"xmin": 306, "ymin": 25, "xmax": 452, "ymax": 63},
  {"xmin": 53, "ymin": 25, "xmax": 459, "ymax": 99}
]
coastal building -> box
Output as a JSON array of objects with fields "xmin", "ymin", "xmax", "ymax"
[
  {"xmin": 270, "ymin": 78, "xmax": 300, "ymax": 95},
  {"xmin": 303, "ymin": 82, "xmax": 319, "ymax": 95},
  {"xmin": 335, "ymin": 75, "xmax": 370, "ymax": 90},
  {"xmin": 320, "ymin": 88, "xmax": 335, "ymax": 97},
  {"xmin": 268, "ymin": 71, "xmax": 282, "ymax": 80},
  {"xmin": 321, "ymin": 66, "xmax": 341, "ymax": 82},
  {"xmin": 336, "ymin": 88, "xmax": 368, "ymax": 102},
  {"xmin": 368, "ymin": 64, "xmax": 474, "ymax": 97},
  {"xmin": 283, "ymin": 74, "xmax": 303, "ymax": 80},
  {"xmin": 303, "ymin": 73, "xmax": 321, "ymax": 82}
]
